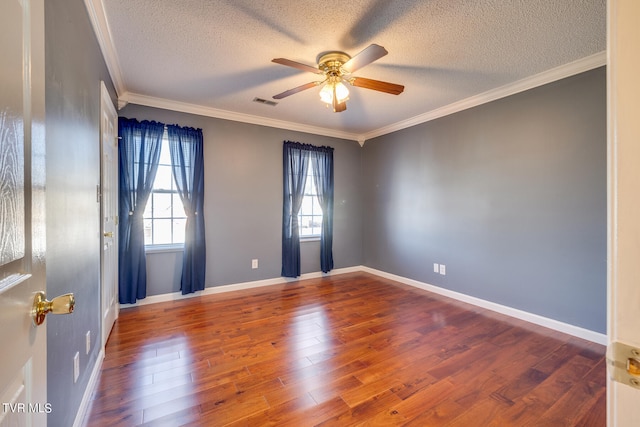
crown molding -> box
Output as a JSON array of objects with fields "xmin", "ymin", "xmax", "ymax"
[
  {"xmin": 121, "ymin": 92, "xmax": 361, "ymax": 142},
  {"xmin": 84, "ymin": 0, "xmax": 126, "ymax": 97},
  {"xmin": 89, "ymin": 4, "xmax": 605, "ymax": 147},
  {"xmin": 121, "ymin": 46, "xmax": 604, "ymax": 145},
  {"xmin": 361, "ymin": 51, "xmax": 607, "ymax": 142}
]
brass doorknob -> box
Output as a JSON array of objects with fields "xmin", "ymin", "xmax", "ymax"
[
  {"xmin": 32, "ymin": 291, "xmax": 75, "ymax": 326},
  {"xmin": 103, "ymin": 231, "xmax": 113, "ymax": 238}
]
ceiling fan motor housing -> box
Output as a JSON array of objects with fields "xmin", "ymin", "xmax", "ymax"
[{"xmin": 318, "ymin": 52, "xmax": 351, "ymax": 76}]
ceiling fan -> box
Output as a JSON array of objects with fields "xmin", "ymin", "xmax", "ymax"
[{"xmin": 271, "ymin": 44, "xmax": 404, "ymax": 113}]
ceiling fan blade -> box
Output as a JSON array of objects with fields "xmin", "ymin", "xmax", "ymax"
[
  {"xmin": 342, "ymin": 44, "xmax": 388, "ymax": 73},
  {"xmin": 350, "ymin": 77, "xmax": 404, "ymax": 95},
  {"xmin": 272, "ymin": 58, "xmax": 323, "ymax": 75},
  {"xmin": 273, "ymin": 81, "xmax": 321, "ymax": 99}
]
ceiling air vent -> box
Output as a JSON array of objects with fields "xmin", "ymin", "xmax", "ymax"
[{"xmin": 253, "ymin": 97, "xmax": 278, "ymax": 107}]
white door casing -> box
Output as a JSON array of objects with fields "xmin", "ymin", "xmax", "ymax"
[
  {"xmin": 0, "ymin": 0, "xmax": 47, "ymax": 425},
  {"xmin": 607, "ymin": 0, "xmax": 640, "ymax": 425},
  {"xmin": 100, "ymin": 81, "xmax": 119, "ymax": 349}
]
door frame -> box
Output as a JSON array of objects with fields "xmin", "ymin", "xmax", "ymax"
[
  {"xmin": 607, "ymin": 0, "xmax": 640, "ymax": 425},
  {"xmin": 99, "ymin": 81, "xmax": 119, "ymax": 350}
]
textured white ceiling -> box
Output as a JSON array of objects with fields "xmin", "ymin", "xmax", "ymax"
[{"xmin": 98, "ymin": 0, "xmax": 606, "ymax": 140}]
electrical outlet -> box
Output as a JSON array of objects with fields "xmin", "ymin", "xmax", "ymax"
[
  {"xmin": 433, "ymin": 263, "xmax": 439, "ymax": 273},
  {"xmin": 251, "ymin": 259, "xmax": 258, "ymax": 269},
  {"xmin": 86, "ymin": 331, "xmax": 91, "ymax": 355},
  {"xmin": 73, "ymin": 352, "xmax": 80, "ymax": 383},
  {"xmin": 439, "ymin": 264, "xmax": 446, "ymax": 275}
]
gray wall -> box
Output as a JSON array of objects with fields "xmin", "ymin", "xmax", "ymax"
[
  {"xmin": 362, "ymin": 67, "xmax": 607, "ymax": 333},
  {"xmin": 119, "ymin": 104, "xmax": 364, "ymax": 296},
  {"xmin": 45, "ymin": 0, "xmax": 116, "ymax": 425}
]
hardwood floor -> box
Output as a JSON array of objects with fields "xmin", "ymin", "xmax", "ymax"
[{"xmin": 83, "ymin": 272, "xmax": 606, "ymax": 426}]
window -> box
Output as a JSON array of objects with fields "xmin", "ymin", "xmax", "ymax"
[
  {"xmin": 298, "ymin": 161, "xmax": 323, "ymax": 238},
  {"xmin": 143, "ymin": 133, "xmax": 186, "ymax": 246},
  {"xmin": 282, "ymin": 141, "xmax": 334, "ymax": 277}
]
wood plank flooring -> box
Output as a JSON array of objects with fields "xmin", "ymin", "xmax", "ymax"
[{"xmin": 83, "ymin": 272, "xmax": 606, "ymax": 426}]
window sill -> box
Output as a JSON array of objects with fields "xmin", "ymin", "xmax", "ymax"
[
  {"xmin": 300, "ymin": 236, "xmax": 320, "ymax": 243},
  {"xmin": 145, "ymin": 244, "xmax": 184, "ymax": 254}
]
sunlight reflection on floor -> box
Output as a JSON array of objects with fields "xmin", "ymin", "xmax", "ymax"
[{"xmin": 289, "ymin": 304, "xmax": 331, "ymax": 393}]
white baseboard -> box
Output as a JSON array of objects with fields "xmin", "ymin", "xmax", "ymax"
[
  {"xmin": 73, "ymin": 347, "xmax": 105, "ymax": 427},
  {"xmin": 360, "ymin": 266, "xmax": 607, "ymax": 345},
  {"xmin": 119, "ymin": 266, "xmax": 363, "ymax": 308},
  {"xmin": 120, "ymin": 265, "xmax": 606, "ymax": 345}
]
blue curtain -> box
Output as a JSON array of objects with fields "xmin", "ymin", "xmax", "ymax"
[
  {"xmin": 167, "ymin": 124, "xmax": 206, "ymax": 294},
  {"xmin": 310, "ymin": 146, "xmax": 334, "ymax": 273},
  {"xmin": 118, "ymin": 118, "xmax": 164, "ymax": 304},
  {"xmin": 282, "ymin": 141, "xmax": 310, "ymax": 277}
]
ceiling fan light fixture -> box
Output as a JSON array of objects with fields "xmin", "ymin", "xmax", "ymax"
[
  {"xmin": 319, "ymin": 83, "xmax": 334, "ymax": 104},
  {"xmin": 319, "ymin": 81, "xmax": 349, "ymax": 105},
  {"xmin": 335, "ymin": 81, "xmax": 350, "ymax": 103}
]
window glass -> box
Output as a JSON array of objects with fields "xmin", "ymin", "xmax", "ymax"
[
  {"xmin": 153, "ymin": 165, "xmax": 173, "ymax": 191},
  {"xmin": 143, "ymin": 133, "xmax": 186, "ymax": 246},
  {"xmin": 298, "ymin": 162, "xmax": 323, "ymax": 238}
]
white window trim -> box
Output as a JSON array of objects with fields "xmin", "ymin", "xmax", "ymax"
[{"xmin": 145, "ymin": 244, "xmax": 184, "ymax": 254}]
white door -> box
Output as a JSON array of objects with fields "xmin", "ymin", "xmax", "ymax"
[
  {"xmin": 607, "ymin": 0, "xmax": 640, "ymax": 425},
  {"xmin": 0, "ymin": 0, "xmax": 48, "ymax": 425},
  {"xmin": 100, "ymin": 82, "xmax": 119, "ymax": 348}
]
